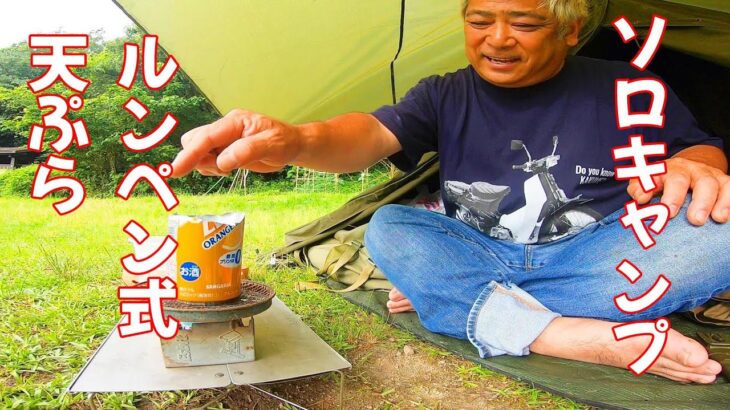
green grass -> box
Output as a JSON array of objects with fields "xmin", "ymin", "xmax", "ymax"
[{"xmin": 0, "ymin": 193, "xmax": 582, "ymax": 409}]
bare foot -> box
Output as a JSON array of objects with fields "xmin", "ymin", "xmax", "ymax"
[
  {"xmin": 530, "ymin": 317, "xmax": 722, "ymax": 383},
  {"xmin": 387, "ymin": 288, "xmax": 416, "ymax": 313}
]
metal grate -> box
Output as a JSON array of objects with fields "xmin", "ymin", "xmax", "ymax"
[{"xmin": 164, "ymin": 281, "xmax": 275, "ymax": 322}]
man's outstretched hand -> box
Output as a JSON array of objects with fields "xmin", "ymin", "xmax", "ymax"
[
  {"xmin": 627, "ymin": 147, "xmax": 730, "ymax": 226},
  {"xmin": 171, "ymin": 109, "xmax": 303, "ymax": 178}
]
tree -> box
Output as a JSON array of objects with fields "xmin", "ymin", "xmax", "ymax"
[{"xmin": 0, "ymin": 27, "xmax": 221, "ymax": 195}]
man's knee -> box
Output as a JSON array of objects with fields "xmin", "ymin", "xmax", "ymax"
[
  {"xmin": 606, "ymin": 195, "xmax": 730, "ymax": 318},
  {"xmin": 669, "ymin": 195, "xmax": 730, "ymax": 248},
  {"xmin": 657, "ymin": 200, "xmax": 730, "ymax": 292},
  {"xmin": 369, "ymin": 204, "xmax": 406, "ymax": 227},
  {"xmin": 366, "ymin": 204, "xmax": 450, "ymax": 276},
  {"xmin": 366, "ymin": 204, "xmax": 421, "ymax": 244},
  {"xmin": 365, "ymin": 205, "xmax": 406, "ymax": 260}
]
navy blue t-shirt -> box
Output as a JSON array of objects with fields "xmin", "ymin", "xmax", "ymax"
[{"xmin": 373, "ymin": 56, "xmax": 723, "ymax": 244}]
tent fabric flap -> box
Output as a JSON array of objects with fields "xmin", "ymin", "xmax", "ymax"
[
  {"xmin": 605, "ymin": 0, "xmax": 730, "ymax": 67},
  {"xmin": 113, "ymin": 0, "xmax": 614, "ymax": 123},
  {"xmin": 114, "ymin": 0, "xmax": 467, "ymax": 123}
]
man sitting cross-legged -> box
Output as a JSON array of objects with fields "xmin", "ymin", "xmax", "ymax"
[{"xmin": 171, "ymin": 0, "xmax": 730, "ymax": 383}]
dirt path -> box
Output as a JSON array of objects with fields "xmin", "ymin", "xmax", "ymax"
[{"xmin": 220, "ymin": 340, "xmax": 569, "ymax": 409}]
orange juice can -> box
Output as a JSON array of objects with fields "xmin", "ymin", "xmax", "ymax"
[{"xmin": 168, "ymin": 213, "xmax": 245, "ymax": 303}]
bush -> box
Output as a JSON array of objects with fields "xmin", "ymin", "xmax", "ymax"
[{"xmin": 0, "ymin": 165, "xmax": 36, "ymax": 197}]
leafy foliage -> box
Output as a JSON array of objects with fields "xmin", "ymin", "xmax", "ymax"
[
  {"xmin": 0, "ymin": 27, "xmax": 220, "ymax": 196},
  {"xmin": 0, "ymin": 27, "xmax": 390, "ymax": 198},
  {"xmin": 0, "ymin": 166, "xmax": 35, "ymax": 196}
]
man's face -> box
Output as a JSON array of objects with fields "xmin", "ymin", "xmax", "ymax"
[{"xmin": 464, "ymin": 0, "xmax": 580, "ymax": 88}]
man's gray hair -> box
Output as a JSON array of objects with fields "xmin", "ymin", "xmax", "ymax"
[{"xmin": 461, "ymin": 0, "xmax": 589, "ymax": 38}]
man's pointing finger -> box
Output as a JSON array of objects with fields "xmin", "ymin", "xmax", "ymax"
[
  {"xmin": 216, "ymin": 132, "xmax": 273, "ymax": 173},
  {"xmin": 171, "ymin": 114, "xmax": 247, "ymax": 177}
]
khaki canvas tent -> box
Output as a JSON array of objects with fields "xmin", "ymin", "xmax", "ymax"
[{"xmin": 114, "ymin": 1, "xmax": 730, "ymax": 408}]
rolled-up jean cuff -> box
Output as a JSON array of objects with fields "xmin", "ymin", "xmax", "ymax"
[{"xmin": 466, "ymin": 280, "xmax": 561, "ymax": 357}]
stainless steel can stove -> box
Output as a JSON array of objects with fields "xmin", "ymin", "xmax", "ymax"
[{"xmin": 160, "ymin": 281, "xmax": 276, "ymax": 367}]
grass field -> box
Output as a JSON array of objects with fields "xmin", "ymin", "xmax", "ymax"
[{"xmin": 0, "ymin": 193, "xmax": 583, "ymax": 409}]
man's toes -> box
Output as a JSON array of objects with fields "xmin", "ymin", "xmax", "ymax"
[
  {"xmin": 679, "ymin": 346, "xmax": 709, "ymax": 368},
  {"xmin": 388, "ymin": 305, "xmax": 415, "ymax": 314},
  {"xmin": 653, "ymin": 367, "xmax": 717, "ymax": 384},
  {"xmin": 388, "ymin": 287, "xmax": 398, "ymax": 299},
  {"xmin": 662, "ymin": 330, "xmax": 710, "ymax": 368},
  {"xmin": 675, "ymin": 371, "xmax": 717, "ymax": 384},
  {"xmin": 389, "ymin": 287, "xmax": 406, "ymax": 302},
  {"xmin": 703, "ymin": 359, "xmax": 723, "ymax": 375},
  {"xmin": 654, "ymin": 356, "xmax": 722, "ymax": 376},
  {"xmin": 387, "ymin": 299, "xmax": 412, "ymax": 309},
  {"xmin": 386, "ymin": 298, "xmax": 414, "ymax": 313}
]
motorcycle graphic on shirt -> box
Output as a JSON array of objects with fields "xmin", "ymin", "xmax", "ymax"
[{"xmin": 444, "ymin": 136, "xmax": 602, "ymax": 244}]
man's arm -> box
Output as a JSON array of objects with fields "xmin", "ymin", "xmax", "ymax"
[
  {"xmin": 671, "ymin": 145, "xmax": 728, "ymax": 172},
  {"xmin": 627, "ymin": 144, "xmax": 730, "ymax": 225},
  {"xmin": 292, "ymin": 113, "xmax": 401, "ymax": 173},
  {"xmin": 171, "ymin": 110, "xmax": 401, "ymax": 177}
]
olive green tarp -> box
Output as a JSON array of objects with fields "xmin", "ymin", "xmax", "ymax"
[
  {"xmin": 339, "ymin": 288, "xmax": 730, "ymax": 410},
  {"xmin": 604, "ymin": 0, "xmax": 730, "ymax": 68},
  {"xmin": 113, "ymin": 1, "xmax": 730, "ymax": 408}
]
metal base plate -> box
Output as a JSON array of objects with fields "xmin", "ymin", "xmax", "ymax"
[
  {"xmin": 160, "ymin": 318, "xmax": 256, "ymax": 367},
  {"xmin": 68, "ymin": 298, "xmax": 350, "ymax": 392}
]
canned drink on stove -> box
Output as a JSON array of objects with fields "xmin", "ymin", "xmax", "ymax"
[{"xmin": 168, "ymin": 212, "xmax": 245, "ymax": 302}]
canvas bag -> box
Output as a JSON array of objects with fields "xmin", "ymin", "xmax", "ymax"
[
  {"xmin": 280, "ymin": 154, "xmax": 440, "ymax": 293},
  {"xmin": 295, "ymin": 224, "xmax": 392, "ymax": 293},
  {"xmin": 687, "ymin": 290, "xmax": 730, "ymax": 327}
]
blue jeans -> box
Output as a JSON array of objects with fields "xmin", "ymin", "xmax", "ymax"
[{"xmin": 364, "ymin": 198, "xmax": 730, "ymax": 358}]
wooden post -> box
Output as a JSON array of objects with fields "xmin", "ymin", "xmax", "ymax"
[
  {"xmin": 242, "ymin": 169, "xmax": 249, "ymax": 195},
  {"xmin": 295, "ymin": 166, "xmax": 300, "ymax": 190}
]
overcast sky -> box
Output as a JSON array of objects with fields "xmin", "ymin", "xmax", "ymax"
[{"xmin": 0, "ymin": 0, "xmax": 133, "ymax": 48}]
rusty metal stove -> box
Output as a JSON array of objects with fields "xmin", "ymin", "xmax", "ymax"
[{"xmin": 160, "ymin": 281, "xmax": 275, "ymax": 367}]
